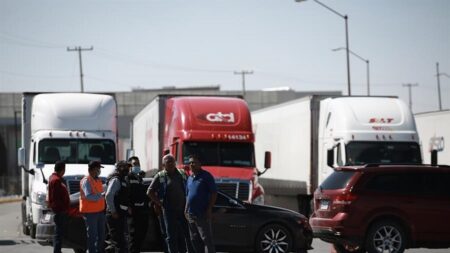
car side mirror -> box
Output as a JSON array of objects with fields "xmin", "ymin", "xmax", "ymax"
[{"xmin": 327, "ymin": 149, "xmax": 334, "ymax": 168}]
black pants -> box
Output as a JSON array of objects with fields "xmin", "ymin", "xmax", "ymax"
[
  {"xmin": 53, "ymin": 212, "xmax": 66, "ymax": 253},
  {"xmin": 128, "ymin": 212, "xmax": 149, "ymax": 253},
  {"xmin": 106, "ymin": 213, "xmax": 128, "ymax": 253}
]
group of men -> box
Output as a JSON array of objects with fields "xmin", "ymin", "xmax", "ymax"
[{"xmin": 47, "ymin": 154, "xmax": 217, "ymax": 253}]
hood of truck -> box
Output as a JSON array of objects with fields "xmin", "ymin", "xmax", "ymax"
[
  {"xmin": 201, "ymin": 166, "xmax": 254, "ymax": 181},
  {"xmin": 35, "ymin": 163, "xmax": 116, "ymax": 183}
]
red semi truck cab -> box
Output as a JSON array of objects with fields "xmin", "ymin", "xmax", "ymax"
[
  {"xmin": 162, "ymin": 96, "xmax": 264, "ymax": 204},
  {"xmin": 132, "ymin": 95, "xmax": 266, "ymax": 203}
]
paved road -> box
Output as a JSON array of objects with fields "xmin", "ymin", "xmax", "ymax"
[{"xmin": 0, "ymin": 201, "xmax": 448, "ymax": 253}]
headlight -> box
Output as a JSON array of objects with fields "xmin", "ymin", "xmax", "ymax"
[{"xmin": 32, "ymin": 191, "xmax": 47, "ymax": 206}]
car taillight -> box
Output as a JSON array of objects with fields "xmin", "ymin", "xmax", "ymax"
[{"xmin": 333, "ymin": 193, "xmax": 357, "ymax": 205}]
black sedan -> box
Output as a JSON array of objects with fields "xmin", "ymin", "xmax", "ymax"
[{"xmin": 37, "ymin": 189, "xmax": 313, "ymax": 253}]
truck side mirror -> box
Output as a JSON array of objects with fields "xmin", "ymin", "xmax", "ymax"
[
  {"xmin": 431, "ymin": 150, "xmax": 438, "ymax": 166},
  {"xmin": 327, "ymin": 149, "xmax": 334, "ymax": 168},
  {"xmin": 18, "ymin": 147, "xmax": 25, "ymax": 168},
  {"xmin": 264, "ymin": 151, "xmax": 271, "ymax": 169}
]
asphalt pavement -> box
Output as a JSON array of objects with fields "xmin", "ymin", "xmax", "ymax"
[{"xmin": 0, "ymin": 201, "xmax": 448, "ymax": 253}]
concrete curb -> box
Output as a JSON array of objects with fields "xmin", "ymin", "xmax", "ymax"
[{"xmin": 0, "ymin": 195, "xmax": 22, "ymax": 204}]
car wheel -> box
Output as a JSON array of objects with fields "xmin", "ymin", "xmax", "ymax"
[
  {"xmin": 365, "ymin": 220, "xmax": 406, "ymax": 253},
  {"xmin": 255, "ymin": 224, "xmax": 292, "ymax": 253}
]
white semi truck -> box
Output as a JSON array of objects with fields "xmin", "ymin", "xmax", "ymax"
[
  {"xmin": 18, "ymin": 93, "xmax": 118, "ymax": 238},
  {"xmin": 415, "ymin": 110, "xmax": 450, "ymax": 165},
  {"xmin": 252, "ymin": 95, "xmax": 422, "ymax": 214}
]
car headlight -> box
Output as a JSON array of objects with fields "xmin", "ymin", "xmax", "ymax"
[{"xmin": 32, "ymin": 191, "xmax": 47, "ymax": 206}]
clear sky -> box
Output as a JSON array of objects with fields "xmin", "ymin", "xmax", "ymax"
[{"xmin": 1, "ymin": 0, "xmax": 449, "ymax": 113}]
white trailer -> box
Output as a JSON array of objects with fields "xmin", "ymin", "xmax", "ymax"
[
  {"xmin": 252, "ymin": 95, "xmax": 421, "ymax": 214},
  {"xmin": 415, "ymin": 110, "xmax": 450, "ymax": 165},
  {"xmin": 18, "ymin": 93, "xmax": 118, "ymax": 239}
]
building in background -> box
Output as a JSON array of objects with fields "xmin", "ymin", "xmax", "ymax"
[{"xmin": 0, "ymin": 86, "xmax": 340, "ymax": 195}]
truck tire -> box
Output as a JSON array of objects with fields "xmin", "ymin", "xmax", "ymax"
[
  {"xmin": 21, "ymin": 202, "xmax": 30, "ymax": 235},
  {"xmin": 365, "ymin": 220, "xmax": 406, "ymax": 253},
  {"xmin": 30, "ymin": 223, "xmax": 37, "ymax": 239}
]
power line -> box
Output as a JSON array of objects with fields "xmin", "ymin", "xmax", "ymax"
[
  {"xmin": 67, "ymin": 46, "xmax": 94, "ymax": 93},
  {"xmin": 0, "ymin": 32, "xmax": 65, "ymax": 49}
]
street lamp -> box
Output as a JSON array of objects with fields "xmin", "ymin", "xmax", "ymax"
[
  {"xmin": 333, "ymin": 47, "xmax": 370, "ymax": 96},
  {"xmin": 296, "ymin": 0, "xmax": 351, "ymax": 95}
]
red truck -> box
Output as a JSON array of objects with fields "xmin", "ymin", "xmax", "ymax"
[{"xmin": 131, "ymin": 95, "xmax": 269, "ymax": 204}]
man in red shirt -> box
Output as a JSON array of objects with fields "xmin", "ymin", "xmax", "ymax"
[{"xmin": 48, "ymin": 161, "xmax": 70, "ymax": 253}]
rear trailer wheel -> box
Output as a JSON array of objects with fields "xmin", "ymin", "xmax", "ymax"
[
  {"xmin": 255, "ymin": 224, "xmax": 293, "ymax": 253},
  {"xmin": 365, "ymin": 220, "xmax": 406, "ymax": 253}
]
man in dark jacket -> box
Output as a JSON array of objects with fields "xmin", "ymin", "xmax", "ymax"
[
  {"xmin": 127, "ymin": 156, "xmax": 149, "ymax": 253},
  {"xmin": 48, "ymin": 161, "xmax": 70, "ymax": 253},
  {"xmin": 105, "ymin": 160, "xmax": 131, "ymax": 253}
]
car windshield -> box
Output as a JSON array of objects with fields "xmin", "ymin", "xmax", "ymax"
[
  {"xmin": 346, "ymin": 141, "xmax": 422, "ymax": 165},
  {"xmin": 38, "ymin": 138, "xmax": 116, "ymax": 164},
  {"xmin": 182, "ymin": 141, "xmax": 255, "ymax": 167}
]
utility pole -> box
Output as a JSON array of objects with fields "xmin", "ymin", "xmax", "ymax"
[
  {"xmin": 436, "ymin": 62, "xmax": 443, "ymax": 111},
  {"xmin": 402, "ymin": 83, "xmax": 419, "ymax": 111},
  {"xmin": 67, "ymin": 46, "xmax": 93, "ymax": 92},
  {"xmin": 234, "ymin": 70, "xmax": 253, "ymax": 99}
]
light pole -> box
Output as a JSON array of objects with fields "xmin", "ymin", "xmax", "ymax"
[
  {"xmin": 333, "ymin": 47, "xmax": 370, "ymax": 96},
  {"xmin": 296, "ymin": 0, "xmax": 351, "ymax": 95},
  {"xmin": 435, "ymin": 62, "xmax": 450, "ymax": 111}
]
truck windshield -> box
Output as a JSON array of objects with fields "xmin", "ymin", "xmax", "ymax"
[
  {"xmin": 346, "ymin": 141, "xmax": 422, "ymax": 165},
  {"xmin": 38, "ymin": 139, "xmax": 116, "ymax": 164},
  {"xmin": 182, "ymin": 142, "xmax": 255, "ymax": 167}
]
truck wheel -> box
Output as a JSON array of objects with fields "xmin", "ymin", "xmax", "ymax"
[
  {"xmin": 30, "ymin": 223, "xmax": 37, "ymax": 239},
  {"xmin": 21, "ymin": 202, "xmax": 30, "ymax": 235},
  {"xmin": 365, "ymin": 220, "xmax": 406, "ymax": 253},
  {"xmin": 255, "ymin": 224, "xmax": 292, "ymax": 253},
  {"xmin": 22, "ymin": 223, "xmax": 30, "ymax": 235}
]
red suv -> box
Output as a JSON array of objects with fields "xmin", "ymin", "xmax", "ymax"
[{"xmin": 309, "ymin": 164, "xmax": 450, "ymax": 253}]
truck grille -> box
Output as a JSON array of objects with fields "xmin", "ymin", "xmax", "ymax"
[
  {"xmin": 67, "ymin": 180, "xmax": 81, "ymax": 194},
  {"xmin": 66, "ymin": 178, "xmax": 106, "ymax": 194},
  {"xmin": 216, "ymin": 181, "xmax": 250, "ymax": 201}
]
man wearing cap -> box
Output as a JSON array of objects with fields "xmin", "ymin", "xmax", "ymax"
[
  {"xmin": 80, "ymin": 160, "xmax": 106, "ymax": 253},
  {"xmin": 105, "ymin": 160, "xmax": 131, "ymax": 253},
  {"xmin": 48, "ymin": 161, "xmax": 69, "ymax": 253}
]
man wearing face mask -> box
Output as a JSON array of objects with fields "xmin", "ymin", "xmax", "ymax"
[
  {"xmin": 105, "ymin": 160, "xmax": 131, "ymax": 253},
  {"xmin": 80, "ymin": 160, "xmax": 106, "ymax": 253},
  {"xmin": 127, "ymin": 156, "xmax": 149, "ymax": 253}
]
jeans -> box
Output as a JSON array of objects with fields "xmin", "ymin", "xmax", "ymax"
[
  {"xmin": 53, "ymin": 212, "xmax": 66, "ymax": 253},
  {"xmin": 83, "ymin": 212, "xmax": 106, "ymax": 253},
  {"xmin": 106, "ymin": 213, "xmax": 128, "ymax": 253},
  {"xmin": 163, "ymin": 209, "xmax": 194, "ymax": 253},
  {"xmin": 187, "ymin": 214, "xmax": 215, "ymax": 253}
]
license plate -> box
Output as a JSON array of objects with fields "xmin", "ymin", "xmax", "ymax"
[{"xmin": 320, "ymin": 200, "xmax": 330, "ymax": 210}]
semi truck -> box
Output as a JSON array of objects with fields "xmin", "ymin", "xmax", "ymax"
[
  {"xmin": 415, "ymin": 110, "xmax": 450, "ymax": 165},
  {"xmin": 252, "ymin": 95, "xmax": 422, "ymax": 214},
  {"xmin": 131, "ymin": 95, "xmax": 267, "ymax": 204},
  {"xmin": 18, "ymin": 93, "xmax": 118, "ymax": 238}
]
